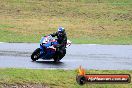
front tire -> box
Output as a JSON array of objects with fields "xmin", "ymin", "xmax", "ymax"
[{"xmin": 31, "ymin": 48, "xmax": 40, "ymax": 61}]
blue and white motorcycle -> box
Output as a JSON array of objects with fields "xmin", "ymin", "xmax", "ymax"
[{"xmin": 31, "ymin": 35, "xmax": 71, "ymax": 62}]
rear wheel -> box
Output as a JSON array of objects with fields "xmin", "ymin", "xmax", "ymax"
[
  {"xmin": 31, "ymin": 48, "xmax": 40, "ymax": 61},
  {"xmin": 53, "ymin": 55, "xmax": 60, "ymax": 63},
  {"xmin": 53, "ymin": 49, "xmax": 66, "ymax": 63}
]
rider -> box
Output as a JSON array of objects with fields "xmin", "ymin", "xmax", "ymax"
[{"xmin": 50, "ymin": 27, "xmax": 67, "ymax": 55}]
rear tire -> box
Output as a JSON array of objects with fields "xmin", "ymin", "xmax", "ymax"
[
  {"xmin": 31, "ymin": 48, "xmax": 40, "ymax": 61},
  {"xmin": 53, "ymin": 50, "xmax": 66, "ymax": 63},
  {"xmin": 53, "ymin": 55, "xmax": 60, "ymax": 63}
]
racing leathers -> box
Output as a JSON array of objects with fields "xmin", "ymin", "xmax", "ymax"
[{"xmin": 50, "ymin": 31, "xmax": 67, "ymax": 55}]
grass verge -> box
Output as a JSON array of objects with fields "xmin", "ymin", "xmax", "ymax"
[
  {"xmin": 0, "ymin": 68, "xmax": 132, "ymax": 88},
  {"xmin": 0, "ymin": 0, "xmax": 132, "ymax": 44}
]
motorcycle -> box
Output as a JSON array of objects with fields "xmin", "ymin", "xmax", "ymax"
[{"xmin": 31, "ymin": 35, "xmax": 71, "ymax": 62}]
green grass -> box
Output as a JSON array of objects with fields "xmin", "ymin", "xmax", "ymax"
[
  {"xmin": 72, "ymin": 36, "xmax": 132, "ymax": 44},
  {"xmin": 0, "ymin": 0, "xmax": 132, "ymax": 44},
  {"xmin": 0, "ymin": 68, "xmax": 132, "ymax": 88}
]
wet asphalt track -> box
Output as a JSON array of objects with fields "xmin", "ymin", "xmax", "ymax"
[{"xmin": 0, "ymin": 43, "xmax": 132, "ymax": 70}]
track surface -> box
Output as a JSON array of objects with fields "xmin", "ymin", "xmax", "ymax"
[{"xmin": 0, "ymin": 43, "xmax": 132, "ymax": 70}]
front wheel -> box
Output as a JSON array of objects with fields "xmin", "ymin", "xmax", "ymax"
[{"xmin": 31, "ymin": 48, "xmax": 40, "ymax": 61}]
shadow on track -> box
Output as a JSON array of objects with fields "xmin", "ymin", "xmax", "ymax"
[{"xmin": 33, "ymin": 60, "xmax": 64, "ymax": 66}]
